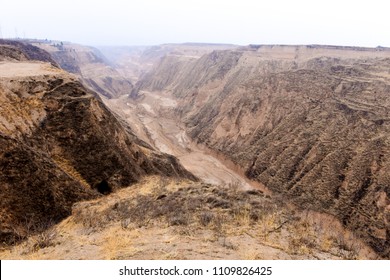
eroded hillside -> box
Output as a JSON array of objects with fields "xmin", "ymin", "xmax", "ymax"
[
  {"xmin": 31, "ymin": 40, "xmax": 133, "ymax": 99},
  {"xmin": 131, "ymin": 45, "xmax": 390, "ymax": 258},
  {"xmin": 0, "ymin": 41, "xmax": 195, "ymax": 245}
]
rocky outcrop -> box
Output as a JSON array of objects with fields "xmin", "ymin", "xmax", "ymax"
[
  {"xmin": 0, "ymin": 41, "xmax": 196, "ymax": 244},
  {"xmin": 133, "ymin": 45, "xmax": 390, "ymax": 258}
]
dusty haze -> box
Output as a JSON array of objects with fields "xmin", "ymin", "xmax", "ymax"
[{"xmin": 0, "ymin": 0, "xmax": 389, "ymax": 47}]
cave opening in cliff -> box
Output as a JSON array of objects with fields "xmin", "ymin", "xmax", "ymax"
[{"xmin": 95, "ymin": 179, "xmax": 112, "ymax": 195}]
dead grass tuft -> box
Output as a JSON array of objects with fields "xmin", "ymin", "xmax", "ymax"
[{"xmin": 29, "ymin": 227, "xmax": 57, "ymax": 252}]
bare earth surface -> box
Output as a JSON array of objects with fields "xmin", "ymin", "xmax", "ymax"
[{"xmin": 0, "ymin": 61, "xmax": 64, "ymax": 77}]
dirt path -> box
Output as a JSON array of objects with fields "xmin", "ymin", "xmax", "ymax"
[{"xmin": 105, "ymin": 91, "xmax": 268, "ymax": 192}]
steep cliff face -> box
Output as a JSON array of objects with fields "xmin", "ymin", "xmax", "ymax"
[
  {"xmin": 133, "ymin": 45, "xmax": 390, "ymax": 257},
  {"xmin": 0, "ymin": 41, "xmax": 195, "ymax": 244},
  {"xmin": 31, "ymin": 41, "xmax": 133, "ymax": 99}
]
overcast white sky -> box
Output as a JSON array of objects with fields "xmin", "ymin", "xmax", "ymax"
[{"xmin": 0, "ymin": 0, "xmax": 388, "ymax": 47}]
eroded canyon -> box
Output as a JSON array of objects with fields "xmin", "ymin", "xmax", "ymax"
[{"xmin": 1, "ymin": 40, "xmax": 389, "ymax": 259}]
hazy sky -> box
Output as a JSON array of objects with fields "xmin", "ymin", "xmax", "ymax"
[{"xmin": 0, "ymin": 0, "xmax": 388, "ymax": 47}]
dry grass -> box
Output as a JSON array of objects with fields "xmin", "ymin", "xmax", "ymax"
[
  {"xmin": 52, "ymin": 155, "xmax": 90, "ymax": 188},
  {"xmin": 0, "ymin": 176, "xmax": 379, "ymax": 260},
  {"xmin": 0, "ymin": 223, "xmax": 58, "ymax": 259},
  {"xmin": 101, "ymin": 227, "xmax": 140, "ymax": 260}
]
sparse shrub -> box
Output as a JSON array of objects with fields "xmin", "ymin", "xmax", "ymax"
[
  {"xmin": 158, "ymin": 176, "xmax": 169, "ymax": 193},
  {"xmin": 228, "ymin": 181, "xmax": 243, "ymax": 192},
  {"xmin": 30, "ymin": 228, "xmax": 57, "ymax": 251},
  {"xmin": 320, "ymin": 236, "xmax": 335, "ymax": 252},
  {"xmin": 120, "ymin": 218, "xmax": 132, "ymax": 229},
  {"xmin": 246, "ymin": 189, "xmax": 264, "ymax": 196},
  {"xmin": 206, "ymin": 196, "xmax": 231, "ymax": 209},
  {"xmin": 198, "ymin": 211, "xmax": 214, "ymax": 226},
  {"xmin": 212, "ymin": 213, "xmax": 226, "ymax": 237},
  {"xmin": 331, "ymin": 232, "xmax": 362, "ymax": 259},
  {"xmin": 220, "ymin": 238, "xmax": 237, "ymax": 250},
  {"xmin": 249, "ymin": 210, "xmax": 262, "ymax": 222},
  {"xmin": 168, "ymin": 213, "xmax": 189, "ymax": 226},
  {"xmin": 6, "ymin": 217, "xmax": 59, "ymax": 249},
  {"xmin": 288, "ymin": 237, "xmax": 311, "ymax": 255}
]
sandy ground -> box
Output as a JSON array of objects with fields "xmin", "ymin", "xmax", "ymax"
[
  {"xmin": 105, "ymin": 91, "xmax": 267, "ymax": 192},
  {"xmin": 0, "ymin": 62, "xmax": 64, "ymax": 77}
]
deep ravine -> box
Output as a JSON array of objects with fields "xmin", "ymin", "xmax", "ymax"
[{"xmin": 104, "ymin": 91, "xmax": 269, "ymax": 194}]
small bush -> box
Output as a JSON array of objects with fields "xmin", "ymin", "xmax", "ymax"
[
  {"xmin": 25, "ymin": 227, "xmax": 57, "ymax": 253},
  {"xmin": 198, "ymin": 212, "xmax": 214, "ymax": 226},
  {"xmin": 168, "ymin": 213, "xmax": 189, "ymax": 226}
]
